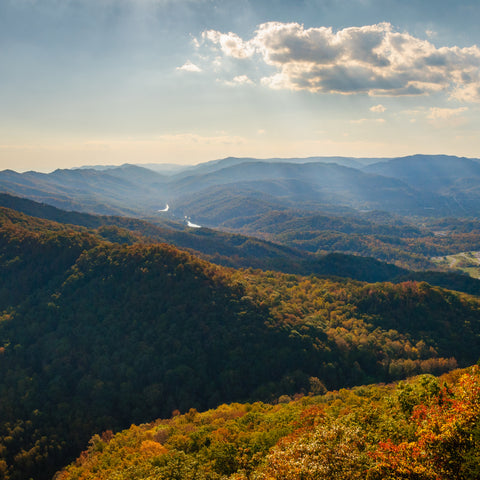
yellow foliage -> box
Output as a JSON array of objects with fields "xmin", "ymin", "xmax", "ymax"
[{"xmin": 139, "ymin": 440, "xmax": 168, "ymax": 457}]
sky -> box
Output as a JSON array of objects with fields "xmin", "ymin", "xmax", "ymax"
[{"xmin": 1, "ymin": 0, "xmax": 480, "ymax": 172}]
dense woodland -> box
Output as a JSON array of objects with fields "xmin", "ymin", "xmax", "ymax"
[
  {"xmin": 1, "ymin": 206, "xmax": 480, "ymax": 479},
  {"xmin": 56, "ymin": 366, "xmax": 480, "ymax": 480},
  {"xmin": 173, "ymin": 205, "xmax": 480, "ymax": 273},
  {"xmin": 3, "ymin": 193, "xmax": 480, "ymax": 295}
]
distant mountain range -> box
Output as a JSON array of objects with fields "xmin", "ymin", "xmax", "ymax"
[{"xmin": 2, "ymin": 155, "xmax": 480, "ymax": 220}]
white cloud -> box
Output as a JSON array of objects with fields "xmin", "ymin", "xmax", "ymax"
[
  {"xmin": 202, "ymin": 22, "xmax": 480, "ymax": 101},
  {"xmin": 224, "ymin": 75, "xmax": 254, "ymax": 86},
  {"xmin": 176, "ymin": 60, "xmax": 202, "ymax": 72},
  {"xmin": 202, "ymin": 30, "xmax": 255, "ymax": 59},
  {"xmin": 370, "ymin": 104, "xmax": 386, "ymax": 113},
  {"xmin": 192, "ymin": 37, "xmax": 201, "ymax": 49}
]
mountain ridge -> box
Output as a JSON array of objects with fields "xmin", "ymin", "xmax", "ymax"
[{"xmin": 2, "ymin": 154, "xmax": 480, "ymax": 218}]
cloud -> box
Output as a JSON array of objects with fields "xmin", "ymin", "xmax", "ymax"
[
  {"xmin": 427, "ymin": 106, "xmax": 469, "ymax": 127},
  {"xmin": 370, "ymin": 104, "xmax": 386, "ymax": 113},
  {"xmin": 202, "ymin": 30, "xmax": 255, "ymax": 59},
  {"xmin": 224, "ymin": 74, "xmax": 254, "ymax": 86},
  {"xmin": 350, "ymin": 118, "xmax": 386, "ymax": 124},
  {"xmin": 427, "ymin": 107, "xmax": 468, "ymax": 120},
  {"xmin": 202, "ymin": 22, "xmax": 480, "ymax": 101},
  {"xmin": 400, "ymin": 106, "xmax": 469, "ymax": 127},
  {"xmin": 176, "ymin": 60, "xmax": 202, "ymax": 72}
]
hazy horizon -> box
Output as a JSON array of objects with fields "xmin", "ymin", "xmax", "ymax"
[{"xmin": 4, "ymin": 152, "xmax": 480, "ymax": 175}]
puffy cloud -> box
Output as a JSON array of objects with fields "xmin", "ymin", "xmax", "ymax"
[
  {"xmin": 202, "ymin": 30, "xmax": 255, "ymax": 59},
  {"xmin": 176, "ymin": 60, "xmax": 202, "ymax": 72},
  {"xmin": 370, "ymin": 104, "xmax": 386, "ymax": 113},
  {"xmin": 202, "ymin": 22, "xmax": 480, "ymax": 101},
  {"xmin": 253, "ymin": 22, "xmax": 342, "ymax": 65}
]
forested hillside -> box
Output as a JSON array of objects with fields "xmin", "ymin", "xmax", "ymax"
[
  {"xmin": 0, "ymin": 195, "xmax": 407, "ymax": 282},
  {"xmin": 225, "ymin": 209, "xmax": 480, "ymax": 271},
  {"xmin": 1, "ymin": 207, "xmax": 480, "ymax": 478},
  {"xmin": 56, "ymin": 366, "xmax": 480, "ymax": 480},
  {"xmin": 4, "ymin": 194, "xmax": 480, "ymax": 295}
]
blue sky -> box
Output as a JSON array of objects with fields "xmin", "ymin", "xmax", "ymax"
[{"xmin": 1, "ymin": 0, "xmax": 480, "ymax": 171}]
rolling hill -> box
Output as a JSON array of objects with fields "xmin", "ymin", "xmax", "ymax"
[
  {"xmin": 0, "ymin": 193, "xmax": 407, "ymax": 282},
  {"xmin": 363, "ymin": 154, "xmax": 480, "ymax": 192},
  {"xmin": 4, "ymin": 193, "xmax": 480, "ymax": 293},
  {"xmin": 2, "ymin": 155, "xmax": 480, "ymax": 221}
]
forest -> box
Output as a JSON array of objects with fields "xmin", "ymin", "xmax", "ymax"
[
  {"xmin": 3, "ymin": 193, "xmax": 480, "ymax": 294},
  {"xmin": 56, "ymin": 365, "xmax": 480, "ymax": 480},
  {"xmin": 0, "ymin": 206, "xmax": 480, "ymax": 479}
]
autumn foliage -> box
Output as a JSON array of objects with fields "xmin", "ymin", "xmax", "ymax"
[
  {"xmin": 53, "ymin": 366, "xmax": 480, "ymax": 480},
  {"xmin": 369, "ymin": 366, "xmax": 480, "ymax": 479}
]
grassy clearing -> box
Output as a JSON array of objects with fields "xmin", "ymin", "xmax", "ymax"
[{"xmin": 432, "ymin": 251, "xmax": 480, "ymax": 278}]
